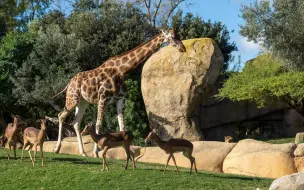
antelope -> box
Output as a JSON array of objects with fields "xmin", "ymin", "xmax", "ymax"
[
  {"xmin": 21, "ymin": 119, "xmax": 47, "ymax": 167},
  {"xmin": 81, "ymin": 122, "xmax": 135, "ymax": 171},
  {"xmin": 224, "ymin": 136, "xmax": 234, "ymax": 143},
  {"xmin": 145, "ymin": 130, "xmax": 198, "ymax": 174},
  {"xmin": 5, "ymin": 115, "xmax": 25, "ymax": 160}
]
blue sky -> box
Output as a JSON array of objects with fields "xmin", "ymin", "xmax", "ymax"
[{"xmin": 180, "ymin": 0, "xmax": 261, "ymax": 69}]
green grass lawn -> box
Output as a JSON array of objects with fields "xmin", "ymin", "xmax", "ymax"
[
  {"xmin": 0, "ymin": 149, "xmax": 273, "ymax": 190},
  {"xmin": 261, "ymin": 137, "xmax": 295, "ymax": 144}
]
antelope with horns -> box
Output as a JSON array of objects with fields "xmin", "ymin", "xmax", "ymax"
[
  {"xmin": 21, "ymin": 119, "xmax": 47, "ymax": 167},
  {"xmin": 81, "ymin": 122, "xmax": 135, "ymax": 171},
  {"xmin": 5, "ymin": 115, "xmax": 25, "ymax": 160},
  {"xmin": 145, "ymin": 129, "xmax": 198, "ymax": 174}
]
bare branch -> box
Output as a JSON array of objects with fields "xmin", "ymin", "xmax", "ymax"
[
  {"xmin": 163, "ymin": 0, "xmax": 185, "ymax": 27},
  {"xmin": 152, "ymin": 0, "xmax": 162, "ymax": 27},
  {"xmin": 144, "ymin": 0, "xmax": 152, "ymax": 25}
]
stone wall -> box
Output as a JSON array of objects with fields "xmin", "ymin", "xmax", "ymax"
[
  {"xmin": 198, "ymin": 76, "xmax": 304, "ymax": 141},
  {"xmin": 41, "ymin": 137, "xmax": 304, "ymax": 179}
]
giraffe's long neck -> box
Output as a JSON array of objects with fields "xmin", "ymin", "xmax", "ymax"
[{"xmin": 113, "ymin": 33, "xmax": 165, "ymax": 75}]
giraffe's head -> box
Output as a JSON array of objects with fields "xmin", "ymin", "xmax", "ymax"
[{"xmin": 162, "ymin": 29, "xmax": 186, "ymax": 52}]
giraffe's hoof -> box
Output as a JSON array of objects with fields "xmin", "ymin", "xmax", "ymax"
[{"xmin": 53, "ymin": 146, "xmax": 60, "ymax": 154}]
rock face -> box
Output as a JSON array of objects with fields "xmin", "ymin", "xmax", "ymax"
[
  {"xmin": 137, "ymin": 141, "xmax": 236, "ymax": 173},
  {"xmin": 141, "ymin": 38, "xmax": 223, "ymax": 141},
  {"xmin": 269, "ymin": 172, "xmax": 304, "ymax": 190},
  {"xmin": 294, "ymin": 157, "xmax": 304, "ymax": 172},
  {"xmin": 294, "ymin": 143, "xmax": 304, "ymax": 157},
  {"xmin": 223, "ymin": 139, "xmax": 297, "ymax": 178},
  {"xmin": 295, "ymin": 133, "xmax": 304, "ymax": 144}
]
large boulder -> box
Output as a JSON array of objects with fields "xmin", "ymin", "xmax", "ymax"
[
  {"xmin": 295, "ymin": 133, "xmax": 304, "ymax": 144},
  {"xmin": 294, "ymin": 157, "xmax": 304, "ymax": 172},
  {"xmin": 137, "ymin": 141, "xmax": 236, "ymax": 173},
  {"xmin": 223, "ymin": 139, "xmax": 297, "ymax": 178},
  {"xmin": 141, "ymin": 38, "xmax": 223, "ymax": 141},
  {"xmin": 269, "ymin": 172, "xmax": 304, "ymax": 190},
  {"xmin": 294, "ymin": 143, "xmax": 304, "ymax": 157}
]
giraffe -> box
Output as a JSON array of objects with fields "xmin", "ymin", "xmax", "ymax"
[{"xmin": 52, "ymin": 29, "xmax": 186, "ymax": 157}]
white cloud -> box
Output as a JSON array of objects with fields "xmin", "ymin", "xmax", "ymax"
[{"xmin": 238, "ymin": 36, "xmax": 261, "ymax": 53}]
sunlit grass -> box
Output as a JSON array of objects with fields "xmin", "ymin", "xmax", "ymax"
[{"xmin": 0, "ymin": 149, "xmax": 273, "ymax": 190}]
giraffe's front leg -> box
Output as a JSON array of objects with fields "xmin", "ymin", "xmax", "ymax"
[
  {"xmin": 116, "ymin": 95, "xmax": 125, "ymax": 131},
  {"xmin": 94, "ymin": 98, "xmax": 106, "ymax": 158}
]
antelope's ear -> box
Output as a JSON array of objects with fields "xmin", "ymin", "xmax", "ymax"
[{"xmin": 36, "ymin": 119, "xmax": 41, "ymax": 123}]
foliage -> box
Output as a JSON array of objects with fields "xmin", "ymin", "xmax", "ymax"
[
  {"xmin": 0, "ymin": 31, "xmax": 36, "ymax": 116},
  {"xmin": 10, "ymin": 1, "xmax": 152, "ymax": 143},
  {"xmin": 171, "ymin": 10, "xmax": 237, "ymax": 71},
  {"xmin": 0, "ymin": 150, "xmax": 273, "ymax": 190},
  {"xmin": 12, "ymin": 24, "xmax": 84, "ymax": 106},
  {"xmin": 0, "ymin": 0, "xmax": 51, "ymax": 32},
  {"xmin": 217, "ymin": 54, "xmax": 304, "ymax": 117},
  {"xmin": 240, "ymin": 0, "xmax": 304, "ymax": 70},
  {"xmin": 261, "ymin": 137, "xmax": 295, "ymax": 144}
]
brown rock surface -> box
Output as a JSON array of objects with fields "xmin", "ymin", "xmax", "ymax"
[
  {"xmin": 223, "ymin": 139, "xmax": 297, "ymax": 178},
  {"xmin": 294, "ymin": 143, "xmax": 304, "ymax": 157},
  {"xmin": 294, "ymin": 157, "xmax": 304, "ymax": 172},
  {"xmin": 62, "ymin": 135, "xmax": 93, "ymax": 144},
  {"xmin": 141, "ymin": 38, "xmax": 223, "ymax": 141}
]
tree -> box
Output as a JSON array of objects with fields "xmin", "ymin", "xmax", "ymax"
[
  {"xmin": 12, "ymin": 1, "xmax": 152, "ymax": 144},
  {"xmin": 240, "ymin": 0, "xmax": 304, "ymax": 70},
  {"xmin": 216, "ymin": 54, "xmax": 304, "ymax": 118},
  {"xmin": 134, "ymin": 0, "xmax": 190, "ymax": 28},
  {"xmin": 0, "ymin": 0, "xmax": 51, "ymax": 32},
  {"xmin": 171, "ymin": 11, "xmax": 237, "ymax": 71},
  {"xmin": 0, "ymin": 31, "xmax": 36, "ymax": 118}
]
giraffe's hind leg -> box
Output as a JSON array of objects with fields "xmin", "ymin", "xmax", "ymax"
[
  {"xmin": 54, "ymin": 89, "xmax": 80, "ymax": 153},
  {"xmin": 72, "ymin": 98, "xmax": 89, "ymax": 156}
]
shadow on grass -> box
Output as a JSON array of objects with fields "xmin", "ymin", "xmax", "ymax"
[{"xmin": 51, "ymin": 157, "xmax": 101, "ymax": 165}]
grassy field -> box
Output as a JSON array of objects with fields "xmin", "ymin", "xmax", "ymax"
[
  {"xmin": 0, "ymin": 149, "xmax": 273, "ymax": 190},
  {"xmin": 261, "ymin": 137, "xmax": 295, "ymax": 144}
]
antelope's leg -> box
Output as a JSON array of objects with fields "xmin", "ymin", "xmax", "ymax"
[
  {"xmin": 163, "ymin": 154, "xmax": 172, "ymax": 174},
  {"xmin": 8, "ymin": 143, "xmax": 11, "ymax": 160},
  {"xmin": 21, "ymin": 140, "xmax": 29, "ymax": 161},
  {"xmin": 171, "ymin": 154, "xmax": 179, "ymax": 174},
  {"xmin": 40, "ymin": 144, "xmax": 44, "ymax": 166},
  {"xmin": 33, "ymin": 144, "xmax": 37, "ymax": 167},
  {"xmin": 13, "ymin": 143, "xmax": 17, "ymax": 160},
  {"xmin": 28, "ymin": 144, "xmax": 34, "ymax": 164}
]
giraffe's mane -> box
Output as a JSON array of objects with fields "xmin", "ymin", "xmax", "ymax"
[{"xmin": 108, "ymin": 32, "xmax": 162, "ymax": 60}]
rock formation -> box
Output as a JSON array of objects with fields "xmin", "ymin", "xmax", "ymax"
[{"xmin": 141, "ymin": 38, "xmax": 223, "ymax": 141}]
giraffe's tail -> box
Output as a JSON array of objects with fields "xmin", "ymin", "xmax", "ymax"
[{"xmin": 51, "ymin": 84, "xmax": 69, "ymax": 99}]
